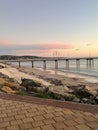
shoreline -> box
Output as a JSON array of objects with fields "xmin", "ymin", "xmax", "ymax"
[
  {"xmin": 0, "ymin": 63, "xmax": 98, "ymax": 105},
  {"xmin": 5, "ymin": 61, "xmax": 98, "ymax": 83},
  {"xmin": 16, "ymin": 65, "xmax": 98, "ymax": 89},
  {"xmin": 0, "ymin": 63, "xmax": 98, "ymax": 88},
  {"xmin": 55, "ymin": 69, "xmax": 98, "ymax": 83}
]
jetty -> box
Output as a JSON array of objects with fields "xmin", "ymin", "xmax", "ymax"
[{"xmin": 0, "ymin": 56, "xmax": 98, "ymax": 69}]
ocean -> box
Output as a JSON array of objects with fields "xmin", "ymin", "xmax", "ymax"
[{"xmin": 10, "ymin": 59, "xmax": 98, "ymax": 77}]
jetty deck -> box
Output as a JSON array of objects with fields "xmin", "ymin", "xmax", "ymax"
[
  {"xmin": 1, "ymin": 56, "xmax": 98, "ymax": 69},
  {"xmin": 0, "ymin": 93, "xmax": 98, "ymax": 130}
]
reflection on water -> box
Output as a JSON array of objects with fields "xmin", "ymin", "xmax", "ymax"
[{"xmin": 9, "ymin": 59, "xmax": 98, "ymax": 77}]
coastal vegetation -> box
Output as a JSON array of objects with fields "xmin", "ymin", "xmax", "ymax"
[{"xmin": 0, "ymin": 55, "xmax": 39, "ymax": 60}]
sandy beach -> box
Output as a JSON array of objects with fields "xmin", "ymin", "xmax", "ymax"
[
  {"xmin": 1, "ymin": 62, "xmax": 98, "ymax": 105},
  {"xmin": 0, "ymin": 63, "xmax": 98, "ymax": 90}
]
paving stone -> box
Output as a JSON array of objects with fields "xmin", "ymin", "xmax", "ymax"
[
  {"xmin": 95, "ymin": 114, "xmax": 98, "ymax": 119},
  {"xmin": 53, "ymin": 122, "xmax": 66, "ymax": 129},
  {"xmin": 43, "ymin": 119, "xmax": 55, "ymax": 125},
  {"xmin": 2, "ymin": 109, "xmax": 12, "ymax": 114},
  {"xmin": 84, "ymin": 115, "xmax": 96, "ymax": 122},
  {"xmin": 7, "ymin": 112, "xmax": 17, "ymax": 117},
  {"xmin": 53, "ymin": 116, "xmax": 65, "ymax": 122},
  {"xmin": 0, "ymin": 113, "xmax": 7, "ymax": 118},
  {"xmin": 35, "ymin": 110, "xmax": 46, "ymax": 116},
  {"xmin": 94, "ymin": 128, "xmax": 98, "ymax": 130},
  {"xmin": 19, "ymin": 123, "xmax": 33, "ymax": 129},
  {"xmin": 17, "ymin": 110, "xmax": 28, "ymax": 115},
  {"xmin": 64, "ymin": 119, "xmax": 78, "ymax": 126},
  {"xmin": 74, "ymin": 117, "xmax": 86, "ymax": 124},
  {"xmin": 32, "ymin": 121, "xmax": 44, "ymax": 127},
  {"xmin": 22, "ymin": 117, "xmax": 34, "ymax": 123},
  {"xmin": 29, "ymin": 127, "xmax": 42, "ymax": 130},
  {"xmin": 0, "ymin": 95, "xmax": 98, "ymax": 130},
  {"xmin": 44, "ymin": 113, "xmax": 54, "ymax": 119},
  {"xmin": 0, "ymin": 128, "xmax": 6, "ymax": 130},
  {"xmin": 33, "ymin": 115, "xmax": 44, "ymax": 121},
  {"xmin": 3, "ymin": 116, "xmax": 15, "ymax": 122},
  {"xmin": 26, "ymin": 112, "xmax": 36, "ymax": 117},
  {"xmin": 0, "ymin": 118, "xmax": 3, "ymax": 122},
  {"xmin": 55, "ymin": 107, "xmax": 63, "ymax": 112},
  {"xmin": 7, "ymin": 125, "xmax": 20, "ymax": 130},
  {"xmin": 64, "ymin": 126, "xmax": 78, "ymax": 130},
  {"xmin": 41, "ymin": 124, "xmax": 56, "ymax": 130},
  {"xmin": 15, "ymin": 114, "xmax": 26, "ymax": 120},
  {"xmin": 86, "ymin": 122, "xmax": 98, "ymax": 129},
  {"xmin": 53, "ymin": 112, "xmax": 64, "ymax": 117},
  {"xmin": 10, "ymin": 120, "xmax": 22, "ymax": 125},
  {"xmin": 63, "ymin": 115, "xmax": 75, "ymax": 120},
  {"xmin": 76, "ymin": 124, "xmax": 91, "ymax": 130},
  {"xmin": 0, "ymin": 122, "xmax": 10, "ymax": 128},
  {"xmin": 63, "ymin": 109, "xmax": 73, "ymax": 115}
]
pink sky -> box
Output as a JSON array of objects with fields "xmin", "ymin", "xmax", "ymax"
[
  {"xmin": 11, "ymin": 43, "xmax": 74, "ymax": 56},
  {"xmin": 0, "ymin": 40, "xmax": 97, "ymax": 57},
  {"xmin": 0, "ymin": 40, "xmax": 14, "ymax": 46}
]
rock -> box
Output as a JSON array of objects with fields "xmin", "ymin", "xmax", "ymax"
[
  {"xmin": 1, "ymin": 86, "xmax": 15, "ymax": 94},
  {"xmin": 21, "ymin": 78, "xmax": 42, "ymax": 87},
  {"xmin": 64, "ymin": 94, "xmax": 75, "ymax": 101},
  {"xmin": 44, "ymin": 78, "xmax": 63, "ymax": 86},
  {"xmin": 0, "ymin": 78, "xmax": 5, "ymax": 87},
  {"xmin": 5, "ymin": 82, "xmax": 21, "ymax": 91},
  {"xmin": 73, "ymin": 97, "xmax": 81, "ymax": 103},
  {"xmin": 95, "ymin": 96, "xmax": 98, "ymax": 104},
  {"xmin": 88, "ymin": 99, "xmax": 97, "ymax": 105},
  {"xmin": 68, "ymin": 89, "xmax": 74, "ymax": 93},
  {"xmin": 21, "ymin": 78, "xmax": 46, "ymax": 93},
  {"xmin": 61, "ymin": 98, "xmax": 65, "ymax": 101},
  {"xmin": 96, "ymin": 96, "xmax": 98, "ymax": 100},
  {"xmin": 77, "ymin": 85, "xmax": 85, "ymax": 90},
  {"xmin": 50, "ymin": 79, "xmax": 63, "ymax": 86},
  {"xmin": 0, "ymin": 65, "xmax": 5, "ymax": 69},
  {"xmin": 0, "ymin": 72, "xmax": 9, "ymax": 78},
  {"xmin": 73, "ymin": 88, "xmax": 93, "ymax": 99},
  {"xmin": 82, "ymin": 98, "xmax": 89, "ymax": 103},
  {"xmin": 63, "ymin": 86, "xmax": 69, "ymax": 92},
  {"xmin": 48, "ymin": 85, "xmax": 69, "ymax": 96},
  {"xmin": 67, "ymin": 85, "xmax": 85, "ymax": 90},
  {"xmin": 85, "ymin": 85, "xmax": 98, "ymax": 96},
  {"xmin": 18, "ymin": 86, "xmax": 26, "ymax": 91},
  {"xmin": 30, "ymin": 86, "xmax": 46, "ymax": 93}
]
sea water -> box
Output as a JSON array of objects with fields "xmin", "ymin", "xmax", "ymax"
[{"xmin": 10, "ymin": 59, "xmax": 98, "ymax": 77}]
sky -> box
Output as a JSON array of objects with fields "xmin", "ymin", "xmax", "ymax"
[{"xmin": 0, "ymin": 0, "xmax": 98, "ymax": 57}]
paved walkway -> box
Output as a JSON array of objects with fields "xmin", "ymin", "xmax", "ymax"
[{"xmin": 0, "ymin": 94, "xmax": 98, "ymax": 130}]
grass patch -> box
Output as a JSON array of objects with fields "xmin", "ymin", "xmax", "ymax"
[
  {"xmin": 15, "ymin": 91, "xmax": 30, "ymax": 96},
  {"xmin": 15, "ymin": 91, "xmax": 61, "ymax": 100},
  {"xmin": 35, "ymin": 92, "xmax": 61, "ymax": 100}
]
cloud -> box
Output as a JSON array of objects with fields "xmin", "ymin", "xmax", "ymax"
[
  {"xmin": 45, "ymin": 43, "xmax": 73, "ymax": 50},
  {"xmin": 86, "ymin": 43, "xmax": 93, "ymax": 46},
  {"xmin": 0, "ymin": 40, "xmax": 14, "ymax": 46},
  {"xmin": 0, "ymin": 42, "xmax": 74, "ymax": 56},
  {"xmin": 11, "ymin": 49, "xmax": 53, "ymax": 56}
]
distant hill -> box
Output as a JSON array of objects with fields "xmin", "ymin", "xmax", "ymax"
[{"xmin": 0, "ymin": 55, "xmax": 40, "ymax": 60}]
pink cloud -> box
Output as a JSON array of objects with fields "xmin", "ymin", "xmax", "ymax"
[
  {"xmin": 1, "ymin": 41, "xmax": 74, "ymax": 56},
  {"xmin": 12, "ymin": 49, "xmax": 51, "ymax": 56},
  {"xmin": 0, "ymin": 40, "xmax": 14, "ymax": 46},
  {"xmin": 45, "ymin": 43, "xmax": 73, "ymax": 50},
  {"xmin": 11, "ymin": 48, "xmax": 72, "ymax": 57}
]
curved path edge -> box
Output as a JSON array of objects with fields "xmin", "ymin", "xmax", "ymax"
[{"xmin": 0, "ymin": 93, "xmax": 98, "ymax": 114}]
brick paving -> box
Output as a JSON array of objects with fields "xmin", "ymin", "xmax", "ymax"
[{"xmin": 0, "ymin": 94, "xmax": 98, "ymax": 130}]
